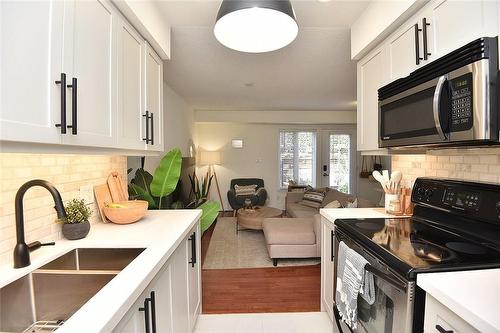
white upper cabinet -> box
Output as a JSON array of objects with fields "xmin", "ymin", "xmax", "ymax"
[
  {"xmin": 144, "ymin": 42, "xmax": 164, "ymax": 152},
  {"xmin": 357, "ymin": 46, "xmax": 389, "ymax": 152},
  {"xmin": 388, "ymin": 11, "xmax": 434, "ymax": 81},
  {"xmin": 355, "ymin": 0, "xmax": 499, "ymax": 153},
  {"xmin": 0, "ymin": 0, "xmax": 64, "ymax": 144},
  {"xmin": 1, "ymin": 0, "xmax": 164, "ymax": 153},
  {"xmin": 388, "ymin": 9, "xmax": 434, "ymax": 81},
  {"xmin": 429, "ymin": 0, "xmax": 498, "ymax": 58},
  {"xmin": 61, "ymin": 0, "xmax": 116, "ymax": 147},
  {"xmin": 116, "ymin": 18, "xmax": 146, "ymax": 150},
  {"xmin": 388, "ymin": 22, "xmax": 420, "ymax": 80}
]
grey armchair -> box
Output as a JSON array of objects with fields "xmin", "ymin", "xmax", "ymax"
[{"xmin": 227, "ymin": 178, "xmax": 267, "ymax": 214}]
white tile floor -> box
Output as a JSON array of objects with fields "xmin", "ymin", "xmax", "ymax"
[{"xmin": 194, "ymin": 312, "xmax": 336, "ymax": 333}]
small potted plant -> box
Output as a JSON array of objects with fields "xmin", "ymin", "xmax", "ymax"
[{"xmin": 61, "ymin": 198, "xmax": 92, "ymax": 240}]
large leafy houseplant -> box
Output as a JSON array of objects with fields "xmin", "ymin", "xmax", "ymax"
[
  {"xmin": 128, "ymin": 148, "xmax": 221, "ymax": 233},
  {"xmin": 129, "ymin": 148, "xmax": 182, "ymax": 209}
]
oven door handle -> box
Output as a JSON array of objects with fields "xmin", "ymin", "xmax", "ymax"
[
  {"xmin": 433, "ymin": 75, "xmax": 448, "ymax": 141},
  {"xmin": 365, "ymin": 264, "xmax": 407, "ymax": 292}
]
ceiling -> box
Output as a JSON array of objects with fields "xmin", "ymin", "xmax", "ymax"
[{"xmin": 157, "ymin": 0, "xmax": 370, "ymax": 111}]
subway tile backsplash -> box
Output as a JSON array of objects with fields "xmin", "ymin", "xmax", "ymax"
[
  {"xmin": 392, "ymin": 148, "xmax": 500, "ymax": 185},
  {"xmin": 0, "ymin": 154, "xmax": 127, "ymax": 266}
]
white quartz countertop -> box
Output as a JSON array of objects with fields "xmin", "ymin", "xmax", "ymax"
[
  {"xmin": 0, "ymin": 209, "xmax": 202, "ymax": 333},
  {"xmin": 320, "ymin": 207, "xmax": 404, "ymax": 224},
  {"xmin": 417, "ymin": 269, "xmax": 500, "ymax": 333}
]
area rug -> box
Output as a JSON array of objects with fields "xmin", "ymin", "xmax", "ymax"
[{"xmin": 203, "ymin": 217, "xmax": 320, "ymax": 269}]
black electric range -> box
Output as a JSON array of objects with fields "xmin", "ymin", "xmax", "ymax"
[
  {"xmin": 332, "ymin": 178, "xmax": 500, "ymax": 333},
  {"xmin": 336, "ymin": 178, "xmax": 500, "ymax": 280}
]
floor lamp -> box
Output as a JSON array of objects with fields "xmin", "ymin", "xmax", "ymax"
[{"xmin": 200, "ymin": 151, "xmax": 225, "ymax": 213}]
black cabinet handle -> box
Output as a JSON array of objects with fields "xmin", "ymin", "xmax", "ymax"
[
  {"xmin": 150, "ymin": 112, "xmax": 154, "ymax": 145},
  {"xmin": 435, "ymin": 325, "xmax": 453, "ymax": 333},
  {"xmin": 139, "ymin": 296, "xmax": 151, "ymax": 333},
  {"xmin": 414, "ymin": 23, "xmax": 423, "ymax": 65},
  {"xmin": 189, "ymin": 232, "xmax": 197, "ymax": 267},
  {"xmin": 143, "ymin": 111, "xmax": 150, "ymax": 143},
  {"xmin": 66, "ymin": 78, "xmax": 77, "ymax": 135},
  {"xmin": 150, "ymin": 291, "xmax": 157, "ymax": 333},
  {"xmin": 55, "ymin": 73, "xmax": 67, "ymax": 134},
  {"xmin": 422, "ymin": 18, "xmax": 431, "ymax": 60},
  {"xmin": 330, "ymin": 230, "xmax": 334, "ymax": 262}
]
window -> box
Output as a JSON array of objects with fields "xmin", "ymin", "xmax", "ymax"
[
  {"xmin": 329, "ymin": 134, "xmax": 351, "ymax": 193},
  {"xmin": 279, "ymin": 131, "xmax": 316, "ymax": 188}
]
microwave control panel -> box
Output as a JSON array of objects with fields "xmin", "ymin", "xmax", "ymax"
[{"xmin": 450, "ymin": 73, "xmax": 473, "ymax": 132}]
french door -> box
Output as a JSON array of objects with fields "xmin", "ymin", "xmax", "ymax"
[{"xmin": 320, "ymin": 131, "xmax": 356, "ymax": 194}]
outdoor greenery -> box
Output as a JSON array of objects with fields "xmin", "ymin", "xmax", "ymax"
[{"xmin": 63, "ymin": 198, "xmax": 92, "ymax": 224}]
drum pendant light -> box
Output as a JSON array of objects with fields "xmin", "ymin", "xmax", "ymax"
[{"xmin": 214, "ymin": 0, "xmax": 298, "ymax": 53}]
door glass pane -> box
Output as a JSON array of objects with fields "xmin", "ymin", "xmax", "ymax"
[
  {"xmin": 329, "ymin": 134, "xmax": 350, "ymax": 193},
  {"xmin": 279, "ymin": 132, "xmax": 296, "ymax": 187}
]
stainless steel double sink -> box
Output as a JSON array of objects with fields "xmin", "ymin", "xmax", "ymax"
[{"xmin": 0, "ymin": 248, "xmax": 144, "ymax": 332}]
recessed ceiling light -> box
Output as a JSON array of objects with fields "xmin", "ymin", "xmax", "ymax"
[{"xmin": 214, "ymin": 0, "xmax": 298, "ymax": 53}]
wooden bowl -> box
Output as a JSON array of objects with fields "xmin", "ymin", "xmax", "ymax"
[{"xmin": 103, "ymin": 200, "xmax": 148, "ymax": 224}]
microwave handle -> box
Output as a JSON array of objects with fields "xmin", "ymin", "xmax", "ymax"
[{"xmin": 433, "ymin": 75, "xmax": 448, "ymax": 140}]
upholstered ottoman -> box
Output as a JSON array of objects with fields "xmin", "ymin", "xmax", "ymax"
[{"xmin": 262, "ymin": 215, "xmax": 321, "ymax": 266}]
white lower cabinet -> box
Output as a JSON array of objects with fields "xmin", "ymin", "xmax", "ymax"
[
  {"xmin": 187, "ymin": 224, "xmax": 201, "ymax": 332},
  {"xmin": 113, "ymin": 222, "xmax": 201, "ymax": 333},
  {"xmin": 320, "ymin": 217, "xmax": 335, "ymax": 321},
  {"xmin": 423, "ymin": 294, "xmax": 478, "ymax": 333}
]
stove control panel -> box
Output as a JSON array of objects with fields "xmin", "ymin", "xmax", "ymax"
[
  {"xmin": 413, "ymin": 178, "xmax": 500, "ymax": 225},
  {"xmin": 443, "ymin": 188, "xmax": 481, "ymax": 211}
]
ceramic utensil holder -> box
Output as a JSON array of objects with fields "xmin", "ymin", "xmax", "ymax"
[{"xmin": 385, "ymin": 193, "xmax": 400, "ymax": 213}]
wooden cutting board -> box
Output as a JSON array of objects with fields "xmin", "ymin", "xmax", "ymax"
[
  {"xmin": 107, "ymin": 171, "xmax": 127, "ymax": 202},
  {"xmin": 94, "ymin": 184, "xmax": 113, "ymax": 223}
]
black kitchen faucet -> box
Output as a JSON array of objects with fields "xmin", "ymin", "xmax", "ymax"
[{"xmin": 13, "ymin": 179, "xmax": 66, "ymax": 268}]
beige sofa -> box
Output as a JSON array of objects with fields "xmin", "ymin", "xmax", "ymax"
[
  {"xmin": 286, "ymin": 189, "xmax": 372, "ymax": 218},
  {"xmin": 262, "ymin": 214, "xmax": 321, "ymax": 266}
]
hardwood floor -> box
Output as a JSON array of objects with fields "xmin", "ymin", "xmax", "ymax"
[
  {"xmin": 202, "ymin": 265, "xmax": 321, "ymax": 314},
  {"xmin": 201, "ymin": 213, "xmax": 321, "ymax": 314}
]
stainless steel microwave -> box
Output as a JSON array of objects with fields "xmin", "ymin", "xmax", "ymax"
[{"xmin": 378, "ymin": 37, "xmax": 499, "ymax": 149}]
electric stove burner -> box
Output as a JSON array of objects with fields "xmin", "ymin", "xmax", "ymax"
[
  {"xmin": 446, "ymin": 242, "xmax": 487, "ymax": 255},
  {"xmin": 410, "ymin": 238, "xmax": 456, "ymax": 263},
  {"xmin": 355, "ymin": 222, "xmax": 382, "ymax": 231}
]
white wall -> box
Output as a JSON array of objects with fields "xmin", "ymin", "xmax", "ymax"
[
  {"xmin": 195, "ymin": 119, "xmax": 384, "ymax": 211},
  {"xmin": 142, "ymin": 83, "xmax": 194, "ymax": 174}
]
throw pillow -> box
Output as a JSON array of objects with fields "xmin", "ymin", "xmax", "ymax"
[
  {"xmin": 299, "ymin": 188, "xmax": 326, "ymax": 208},
  {"xmin": 346, "ymin": 198, "xmax": 358, "ymax": 208},
  {"xmin": 324, "ymin": 200, "xmax": 342, "ymax": 209},
  {"xmin": 234, "ymin": 184, "xmax": 257, "ymax": 196}
]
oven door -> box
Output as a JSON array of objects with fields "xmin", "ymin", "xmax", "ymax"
[
  {"xmin": 378, "ymin": 59, "xmax": 494, "ymax": 148},
  {"xmin": 333, "ymin": 229, "xmax": 415, "ymax": 333}
]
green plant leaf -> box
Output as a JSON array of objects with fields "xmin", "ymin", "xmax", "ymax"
[
  {"xmin": 129, "ymin": 183, "xmax": 158, "ymax": 209},
  {"xmin": 132, "ymin": 168, "xmax": 153, "ymax": 195},
  {"xmin": 199, "ymin": 200, "xmax": 220, "ymax": 233},
  {"xmin": 150, "ymin": 148, "xmax": 182, "ymax": 199}
]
